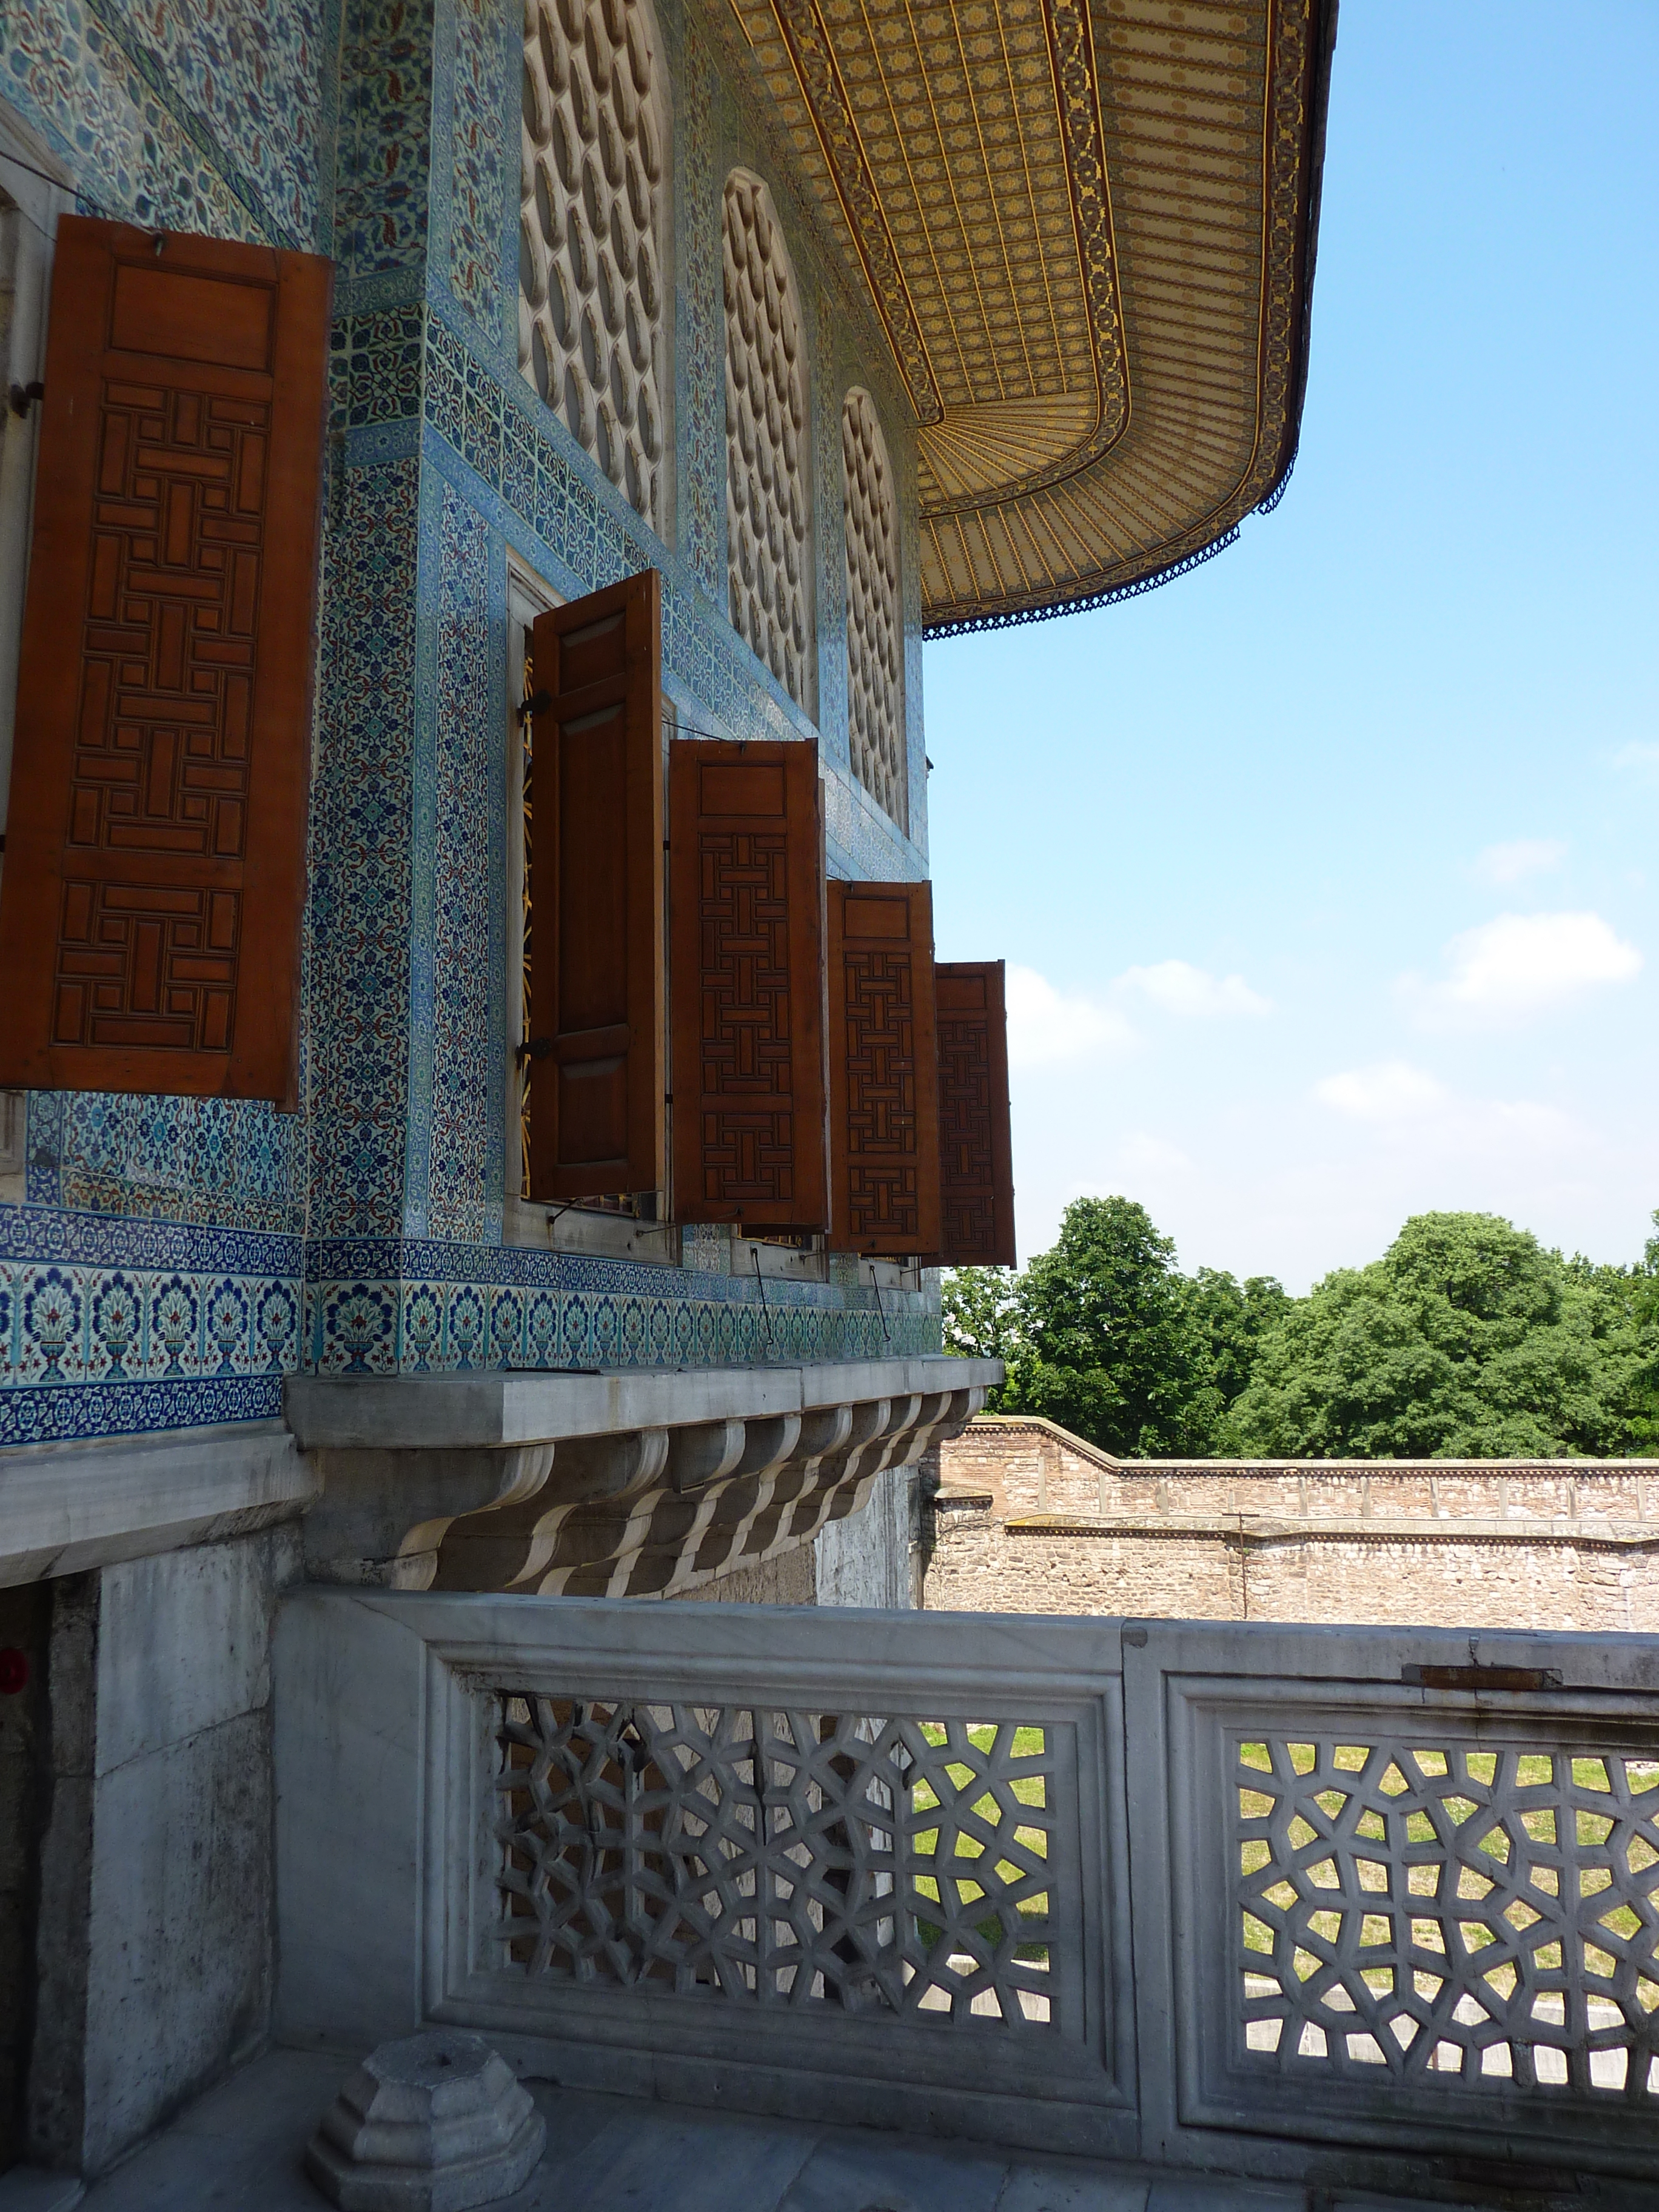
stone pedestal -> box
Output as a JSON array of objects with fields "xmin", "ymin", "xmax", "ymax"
[{"xmin": 305, "ymin": 2033, "xmax": 545, "ymax": 2211}]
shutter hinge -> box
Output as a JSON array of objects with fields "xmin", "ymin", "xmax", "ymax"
[
  {"xmin": 8, "ymin": 381, "xmax": 43, "ymax": 419},
  {"xmin": 519, "ymin": 689, "xmax": 551, "ymax": 722},
  {"xmin": 515, "ymin": 1036, "xmax": 552, "ymax": 1064}
]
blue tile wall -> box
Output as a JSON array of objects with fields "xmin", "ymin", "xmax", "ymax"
[
  {"xmin": 335, "ymin": 0, "xmax": 434, "ymax": 283},
  {"xmin": 24, "ymin": 1092, "xmax": 304, "ymax": 1236},
  {"xmin": 419, "ymin": 483, "xmax": 504, "ymax": 1244},
  {"xmin": 331, "ymin": 303, "xmax": 427, "ymax": 433},
  {"xmin": 0, "ymin": 1205, "xmax": 301, "ymax": 1444},
  {"xmin": 446, "ymin": 0, "xmax": 504, "ymax": 326},
  {"xmin": 308, "ymin": 453, "xmax": 421, "ymax": 1239},
  {"xmin": 0, "ymin": 0, "xmax": 333, "ymax": 246},
  {"xmin": 0, "ymin": 0, "xmax": 948, "ymax": 1450},
  {"xmin": 305, "ymin": 1234, "xmax": 936, "ymax": 1375}
]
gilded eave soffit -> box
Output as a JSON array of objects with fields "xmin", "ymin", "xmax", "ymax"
[{"xmin": 716, "ymin": 0, "xmax": 1335, "ymax": 632}]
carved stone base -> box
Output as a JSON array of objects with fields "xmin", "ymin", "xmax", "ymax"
[{"xmin": 304, "ymin": 2031, "xmax": 545, "ymax": 2211}]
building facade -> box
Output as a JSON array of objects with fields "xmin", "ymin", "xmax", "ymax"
[{"xmin": 0, "ymin": 0, "xmax": 1332, "ymax": 2184}]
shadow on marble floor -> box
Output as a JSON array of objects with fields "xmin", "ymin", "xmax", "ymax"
[{"xmin": 16, "ymin": 2046, "xmax": 1506, "ymax": 2212}]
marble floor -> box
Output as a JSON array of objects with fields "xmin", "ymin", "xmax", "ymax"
[{"xmin": 2, "ymin": 2048, "xmax": 1522, "ymax": 2212}]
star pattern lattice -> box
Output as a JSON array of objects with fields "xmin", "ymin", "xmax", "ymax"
[
  {"xmin": 1236, "ymin": 1735, "xmax": 1659, "ymax": 2099},
  {"xmin": 495, "ymin": 1695, "xmax": 1058, "ymax": 2027}
]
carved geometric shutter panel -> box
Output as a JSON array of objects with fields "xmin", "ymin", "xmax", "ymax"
[
  {"xmin": 668, "ymin": 738, "xmax": 828, "ymax": 1230},
  {"xmin": 827, "ymin": 879, "xmax": 940, "ymax": 1255},
  {"xmin": 0, "ymin": 217, "xmax": 331, "ymax": 1103},
  {"xmin": 934, "ymin": 959, "xmax": 1016, "ymax": 1267},
  {"xmin": 525, "ymin": 570, "xmax": 665, "ymax": 1202}
]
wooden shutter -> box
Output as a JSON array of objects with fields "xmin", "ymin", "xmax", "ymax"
[
  {"xmin": 0, "ymin": 216, "xmax": 331, "ymax": 1103},
  {"xmin": 827, "ymin": 879, "xmax": 940, "ymax": 1255},
  {"xmin": 934, "ymin": 959, "xmax": 1016, "ymax": 1266},
  {"xmin": 668, "ymin": 739, "xmax": 828, "ymax": 1230},
  {"xmin": 525, "ymin": 569, "xmax": 665, "ymax": 1201}
]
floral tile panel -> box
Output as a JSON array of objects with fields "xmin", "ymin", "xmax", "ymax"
[{"xmin": 0, "ymin": 1206, "xmax": 302, "ymax": 1445}]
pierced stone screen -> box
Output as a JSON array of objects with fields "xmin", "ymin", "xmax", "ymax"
[
  {"xmin": 495, "ymin": 1695, "xmax": 1058, "ymax": 2026},
  {"xmin": 722, "ymin": 172, "xmax": 812, "ymax": 712},
  {"xmin": 1235, "ymin": 1732, "xmax": 1659, "ymax": 2097},
  {"xmin": 841, "ymin": 389, "xmax": 904, "ymax": 826},
  {"xmin": 520, "ymin": 0, "xmax": 666, "ymax": 530}
]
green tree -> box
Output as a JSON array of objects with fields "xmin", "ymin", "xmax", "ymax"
[
  {"xmin": 1004, "ymin": 1196, "xmax": 1219, "ymax": 1455},
  {"xmin": 1614, "ymin": 1210, "xmax": 1659, "ymax": 1446},
  {"xmin": 1227, "ymin": 1211, "xmax": 1643, "ymax": 1458},
  {"xmin": 1182, "ymin": 1267, "xmax": 1292, "ymax": 1416},
  {"xmin": 940, "ymin": 1266, "xmax": 1021, "ymax": 1405}
]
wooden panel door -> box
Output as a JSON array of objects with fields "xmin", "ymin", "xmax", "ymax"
[
  {"xmin": 0, "ymin": 216, "xmax": 332, "ymax": 1102},
  {"xmin": 934, "ymin": 959, "xmax": 1016, "ymax": 1266},
  {"xmin": 827, "ymin": 879, "xmax": 940, "ymax": 1255},
  {"xmin": 668, "ymin": 739, "xmax": 828, "ymax": 1230},
  {"xmin": 525, "ymin": 569, "xmax": 665, "ymax": 1201}
]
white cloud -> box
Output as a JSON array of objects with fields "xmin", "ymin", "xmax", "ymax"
[
  {"xmin": 1612, "ymin": 741, "xmax": 1659, "ymax": 783},
  {"xmin": 1113, "ymin": 1132, "xmax": 1195, "ymax": 1177},
  {"xmin": 1005, "ymin": 964, "xmax": 1137, "ymax": 1068},
  {"xmin": 1471, "ymin": 838, "xmax": 1565, "ymax": 885},
  {"xmin": 1315, "ymin": 1061, "xmax": 1445, "ymax": 1121},
  {"xmin": 1314, "ymin": 1061, "xmax": 1577, "ymax": 1160},
  {"xmin": 1404, "ymin": 910, "xmax": 1641, "ymax": 1024},
  {"xmin": 1004, "ymin": 954, "xmax": 1271, "ymax": 1068},
  {"xmin": 1115, "ymin": 959, "xmax": 1272, "ymax": 1017}
]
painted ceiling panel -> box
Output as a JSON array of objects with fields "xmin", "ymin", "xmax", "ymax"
[{"xmin": 720, "ymin": 0, "xmax": 1334, "ymax": 631}]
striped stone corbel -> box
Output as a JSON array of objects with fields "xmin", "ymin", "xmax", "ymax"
[
  {"xmin": 285, "ymin": 1361, "xmax": 1001, "ymax": 1597},
  {"xmin": 301, "ymin": 1443, "xmax": 556, "ymax": 1589}
]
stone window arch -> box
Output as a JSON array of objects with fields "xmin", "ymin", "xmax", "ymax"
[
  {"xmin": 841, "ymin": 387, "xmax": 904, "ymax": 825},
  {"xmin": 722, "ymin": 170, "xmax": 813, "ymax": 713},
  {"xmin": 520, "ymin": 0, "xmax": 668, "ymax": 533}
]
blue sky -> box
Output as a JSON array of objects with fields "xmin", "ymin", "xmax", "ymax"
[{"xmin": 922, "ymin": 1, "xmax": 1659, "ymax": 1293}]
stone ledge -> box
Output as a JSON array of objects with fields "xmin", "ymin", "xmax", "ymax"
[
  {"xmin": 285, "ymin": 1358, "xmax": 1001, "ymax": 1451},
  {"xmin": 0, "ymin": 1419, "xmax": 318, "ymax": 1588},
  {"xmin": 291, "ymin": 1359, "xmax": 1002, "ymax": 1594},
  {"xmin": 1005, "ymin": 1510, "xmax": 1659, "ymax": 1548}
]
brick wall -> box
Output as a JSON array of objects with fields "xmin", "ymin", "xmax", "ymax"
[{"xmin": 922, "ymin": 1418, "xmax": 1659, "ymax": 1632}]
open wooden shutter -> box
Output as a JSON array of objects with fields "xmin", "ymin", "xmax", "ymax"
[
  {"xmin": 934, "ymin": 959, "xmax": 1016, "ymax": 1266},
  {"xmin": 826, "ymin": 879, "xmax": 940, "ymax": 1255},
  {"xmin": 0, "ymin": 216, "xmax": 330, "ymax": 1103},
  {"xmin": 668, "ymin": 739, "xmax": 828, "ymax": 1230},
  {"xmin": 525, "ymin": 569, "xmax": 665, "ymax": 1201}
]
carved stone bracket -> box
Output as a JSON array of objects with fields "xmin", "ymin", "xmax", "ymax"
[{"xmin": 285, "ymin": 1361, "xmax": 1000, "ymax": 1596}]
